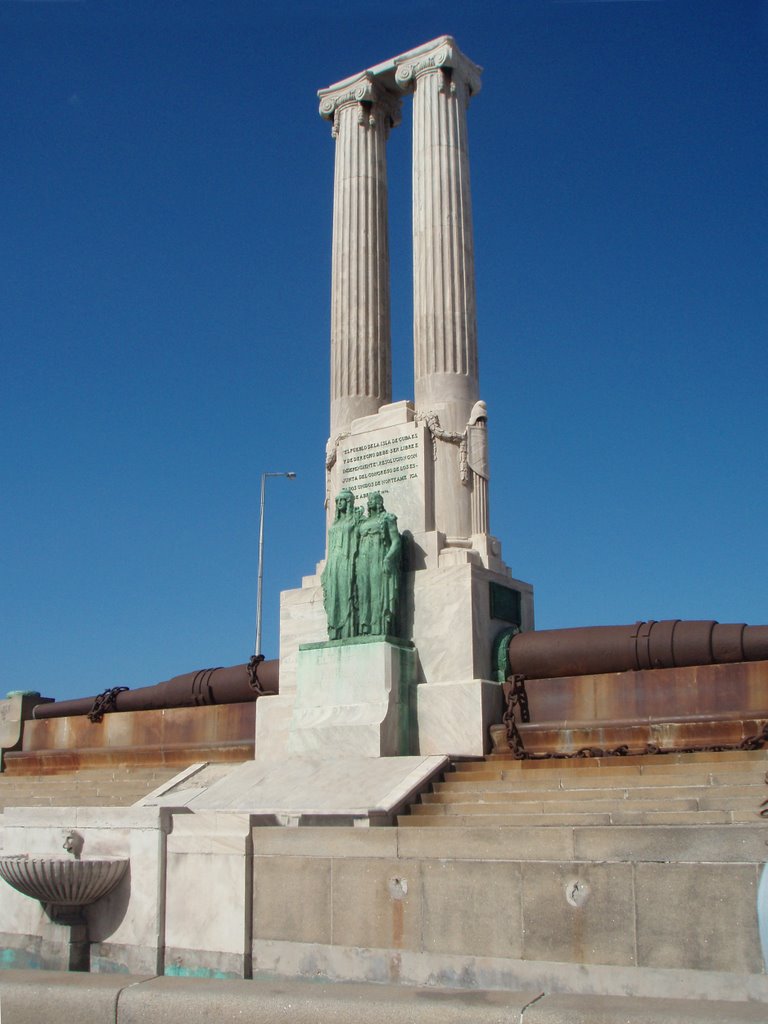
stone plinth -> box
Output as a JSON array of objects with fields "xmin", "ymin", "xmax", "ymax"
[
  {"xmin": 0, "ymin": 691, "xmax": 52, "ymax": 768},
  {"xmin": 273, "ymin": 557, "xmax": 532, "ymax": 759},
  {"xmin": 164, "ymin": 811, "xmax": 252, "ymax": 978},
  {"xmin": 288, "ymin": 638, "xmax": 415, "ymax": 758}
]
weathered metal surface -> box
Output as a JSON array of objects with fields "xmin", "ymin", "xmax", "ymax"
[
  {"xmin": 505, "ymin": 620, "xmax": 768, "ymax": 681},
  {"xmin": 495, "ymin": 708, "xmax": 768, "ymax": 759},
  {"xmin": 32, "ymin": 658, "xmax": 278, "ymax": 721},
  {"xmin": 497, "ymin": 656, "xmax": 768, "ymax": 759},
  {"xmin": 509, "ymin": 659, "xmax": 768, "ymax": 726},
  {"xmin": 22, "ymin": 700, "xmax": 256, "ymax": 753},
  {"xmin": 3, "ymin": 741, "xmax": 254, "ymax": 775}
]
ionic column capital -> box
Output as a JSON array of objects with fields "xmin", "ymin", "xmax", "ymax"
[
  {"xmin": 394, "ymin": 37, "xmax": 482, "ymax": 98},
  {"xmin": 318, "ymin": 73, "xmax": 402, "ymax": 138}
]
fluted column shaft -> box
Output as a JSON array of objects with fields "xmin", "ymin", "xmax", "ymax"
[
  {"xmin": 320, "ymin": 75, "xmax": 400, "ymax": 441},
  {"xmin": 398, "ymin": 43, "xmax": 482, "ymax": 435},
  {"xmin": 397, "ymin": 41, "xmax": 483, "ymax": 539}
]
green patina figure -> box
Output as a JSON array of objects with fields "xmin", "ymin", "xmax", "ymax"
[
  {"xmin": 322, "ymin": 489, "xmax": 361, "ymax": 640},
  {"xmin": 322, "ymin": 490, "xmax": 403, "ymax": 640},
  {"xmin": 356, "ymin": 492, "xmax": 402, "ymax": 638}
]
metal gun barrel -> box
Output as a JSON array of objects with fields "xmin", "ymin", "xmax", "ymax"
[
  {"xmin": 507, "ymin": 620, "xmax": 768, "ymax": 680},
  {"xmin": 32, "ymin": 659, "xmax": 279, "ymax": 720}
]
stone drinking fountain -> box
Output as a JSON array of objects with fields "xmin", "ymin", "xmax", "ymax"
[{"xmin": 0, "ymin": 831, "xmax": 128, "ymax": 970}]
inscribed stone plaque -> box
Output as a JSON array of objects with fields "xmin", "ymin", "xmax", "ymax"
[{"xmin": 338, "ymin": 422, "xmax": 431, "ymax": 536}]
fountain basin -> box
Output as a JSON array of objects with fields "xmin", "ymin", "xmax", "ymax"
[{"xmin": 0, "ymin": 854, "xmax": 128, "ymax": 908}]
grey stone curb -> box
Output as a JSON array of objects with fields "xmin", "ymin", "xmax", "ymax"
[{"xmin": 1, "ymin": 971, "xmax": 767, "ymax": 1024}]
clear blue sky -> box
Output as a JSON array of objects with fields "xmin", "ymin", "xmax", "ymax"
[{"xmin": 3, "ymin": 1, "xmax": 767, "ymax": 703}]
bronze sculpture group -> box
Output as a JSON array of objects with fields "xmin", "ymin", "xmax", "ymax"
[{"xmin": 322, "ymin": 490, "xmax": 402, "ymax": 640}]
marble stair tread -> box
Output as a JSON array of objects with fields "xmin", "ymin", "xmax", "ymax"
[
  {"xmin": 0, "ymin": 764, "xmax": 187, "ymax": 809},
  {"xmin": 430, "ymin": 782, "xmax": 765, "ymax": 798},
  {"xmin": 442, "ymin": 770, "xmax": 765, "ymax": 786},
  {"xmin": 397, "ymin": 809, "xmax": 745, "ymax": 827},
  {"xmin": 411, "ymin": 797, "xmax": 708, "ymax": 814}
]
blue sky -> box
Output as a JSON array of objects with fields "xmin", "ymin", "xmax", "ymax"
[{"xmin": 2, "ymin": 1, "xmax": 767, "ymax": 702}]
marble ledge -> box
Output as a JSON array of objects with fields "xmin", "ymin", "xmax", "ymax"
[
  {"xmin": 2, "ymin": 806, "xmax": 173, "ymax": 830},
  {"xmin": 350, "ymin": 400, "xmax": 415, "ymax": 434}
]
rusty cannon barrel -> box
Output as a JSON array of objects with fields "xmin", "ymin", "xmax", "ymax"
[
  {"xmin": 32, "ymin": 657, "xmax": 279, "ymax": 721},
  {"xmin": 506, "ymin": 620, "xmax": 768, "ymax": 680}
]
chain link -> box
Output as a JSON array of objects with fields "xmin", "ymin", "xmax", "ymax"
[
  {"xmin": 247, "ymin": 654, "xmax": 266, "ymax": 695},
  {"xmin": 87, "ymin": 686, "xmax": 129, "ymax": 723}
]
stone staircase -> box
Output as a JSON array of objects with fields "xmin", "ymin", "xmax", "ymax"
[
  {"xmin": 0, "ymin": 765, "xmax": 189, "ymax": 810},
  {"xmin": 399, "ymin": 748, "xmax": 768, "ymax": 826}
]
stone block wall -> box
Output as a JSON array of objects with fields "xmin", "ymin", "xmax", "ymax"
[{"xmin": 248, "ymin": 825, "xmax": 765, "ymax": 990}]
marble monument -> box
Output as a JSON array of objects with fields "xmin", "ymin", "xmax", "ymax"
[{"xmin": 259, "ymin": 36, "xmax": 534, "ymax": 761}]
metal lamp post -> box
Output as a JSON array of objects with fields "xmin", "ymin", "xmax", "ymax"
[{"xmin": 255, "ymin": 471, "xmax": 296, "ymax": 658}]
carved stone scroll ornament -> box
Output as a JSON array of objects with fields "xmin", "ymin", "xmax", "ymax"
[
  {"xmin": 319, "ymin": 72, "xmax": 402, "ymax": 139},
  {"xmin": 393, "ymin": 38, "xmax": 483, "ymax": 100}
]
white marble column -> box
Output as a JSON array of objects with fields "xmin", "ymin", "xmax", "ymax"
[
  {"xmin": 319, "ymin": 74, "xmax": 401, "ymax": 442},
  {"xmin": 396, "ymin": 39, "xmax": 483, "ymax": 539}
]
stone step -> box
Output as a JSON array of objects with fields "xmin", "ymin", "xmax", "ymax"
[
  {"xmin": 397, "ymin": 809, "xmax": 747, "ymax": 827},
  {"xmin": 412, "ymin": 796, "xmax": 715, "ymax": 815},
  {"xmin": 0, "ymin": 764, "xmax": 188, "ymax": 809},
  {"xmin": 428, "ymin": 782, "xmax": 765, "ymax": 806},
  {"xmin": 445, "ymin": 768, "xmax": 766, "ymax": 789},
  {"xmin": 0, "ymin": 771, "xmax": 179, "ymax": 783},
  {"xmin": 0, "ymin": 777, "xmax": 181, "ymax": 791},
  {"xmin": 450, "ymin": 759, "xmax": 768, "ymax": 778},
  {"xmin": 431, "ymin": 778, "xmax": 764, "ymax": 799},
  {"xmin": 395, "ymin": 822, "xmax": 767, "ymax": 862},
  {"xmin": 416, "ymin": 793, "xmax": 762, "ymax": 815}
]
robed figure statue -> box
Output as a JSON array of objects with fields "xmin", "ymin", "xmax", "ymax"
[
  {"xmin": 356, "ymin": 492, "xmax": 402, "ymax": 638},
  {"xmin": 322, "ymin": 490, "xmax": 403, "ymax": 641},
  {"xmin": 322, "ymin": 489, "xmax": 360, "ymax": 639}
]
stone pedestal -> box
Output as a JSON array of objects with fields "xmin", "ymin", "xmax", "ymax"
[
  {"xmin": 0, "ymin": 691, "xmax": 52, "ymax": 769},
  {"xmin": 164, "ymin": 811, "xmax": 253, "ymax": 978},
  {"xmin": 288, "ymin": 638, "xmax": 415, "ymax": 757},
  {"xmin": 272, "ymin": 550, "xmax": 533, "ymax": 759}
]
